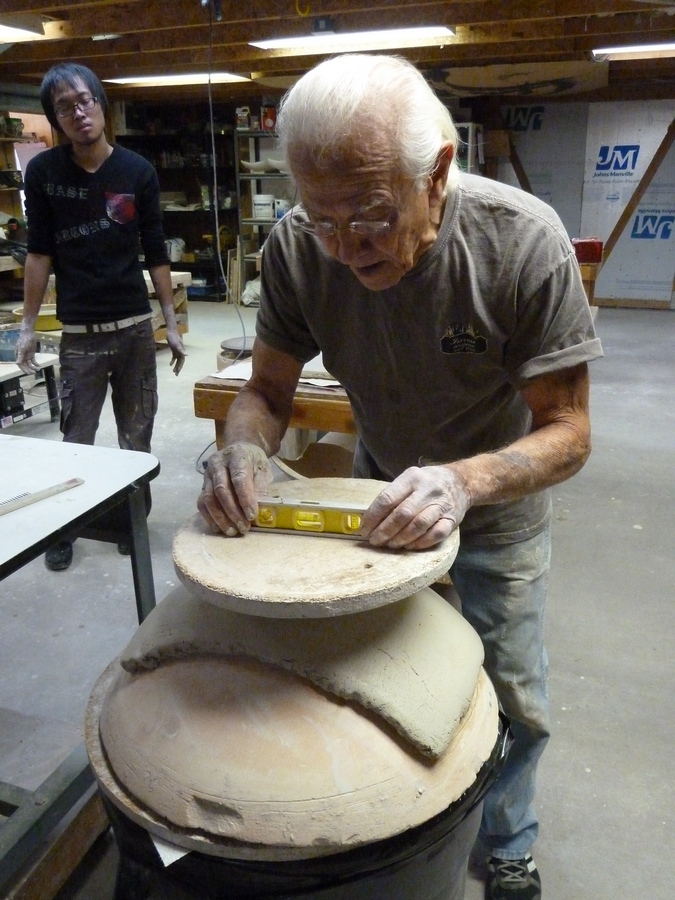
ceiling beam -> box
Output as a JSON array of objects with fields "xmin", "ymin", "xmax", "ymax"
[
  {"xmin": 3, "ymin": 0, "xmax": 675, "ymax": 40},
  {"xmin": 2, "ymin": 7, "xmax": 674, "ymax": 76},
  {"xmin": 0, "ymin": 1, "xmax": 672, "ymax": 103}
]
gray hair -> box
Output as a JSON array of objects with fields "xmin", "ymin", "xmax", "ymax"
[{"xmin": 276, "ymin": 54, "xmax": 459, "ymax": 188}]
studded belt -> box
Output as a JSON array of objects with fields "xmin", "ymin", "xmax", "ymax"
[{"xmin": 61, "ymin": 312, "xmax": 154, "ymax": 334}]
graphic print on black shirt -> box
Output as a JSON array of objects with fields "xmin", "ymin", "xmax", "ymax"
[{"xmin": 106, "ymin": 192, "xmax": 137, "ymax": 225}]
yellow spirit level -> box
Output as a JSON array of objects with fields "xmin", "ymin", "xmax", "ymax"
[{"xmin": 253, "ymin": 496, "xmax": 369, "ymax": 538}]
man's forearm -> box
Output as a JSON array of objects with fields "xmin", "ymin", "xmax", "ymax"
[
  {"xmin": 147, "ymin": 263, "xmax": 179, "ymax": 330},
  {"xmin": 223, "ymin": 383, "xmax": 294, "ymax": 458},
  {"xmin": 22, "ymin": 254, "xmax": 52, "ymax": 328},
  {"xmin": 450, "ymin": 418, "xmax": 591, "ymax": 507},
  {"xmin": 450, "ymin": 362, "xmax": 592, "ymax": 507}
]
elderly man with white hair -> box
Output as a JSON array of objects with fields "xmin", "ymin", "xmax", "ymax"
[{"xmin": 199, "ymin": 54, "xmax": 603, "ymax": 900}]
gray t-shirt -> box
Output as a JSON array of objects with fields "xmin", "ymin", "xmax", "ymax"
[{"xmin": 257, "ymin": 173, "xmax": 603, "ymax": 545}]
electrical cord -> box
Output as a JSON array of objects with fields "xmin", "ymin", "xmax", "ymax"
[{"xmin": 195, "ymin": 439, "xmax": 216, "ymax": 473}]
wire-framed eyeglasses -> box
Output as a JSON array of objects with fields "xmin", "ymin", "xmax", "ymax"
[
  {"xmin": 291, "ymin": 204, "xmax": 395, "ymax": 238},
  {"xmin": 54, "ymin": 96, "xmax": 98, "ymax": 119}
]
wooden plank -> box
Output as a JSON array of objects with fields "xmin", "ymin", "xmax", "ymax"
[
  {"xmin": 194, "ymin": 377, "xmax": 356, "ymax": 440},
  {"xmin": 5, "ymin": 791, "xmax": 109, "ymax": 900},
  {"xmin": 508, "ymin": 135, "xmax": 534, "ymax": 194},
  {"xmin": 483, "ymin": 129, "xmax": 511, "ymax": 158},
  {"xmin": 579, "ymin": 262, "xmax": 600, "ymax": 305},
  {"xmin": 194, "ymin": 384, "xmax": 356, "ymax": 434},
  {"xmin": 143, "ymin": 270, "xmax": 192, "ymax": 293},
  {"xmin": 593, "ymin": 297, "xmax": 670, "ymax": 310},
  {"xmin": 281, "ymin": 394, "xmax": 356, "ymax": 434},
  {"xmin": 226, "ymin": 248, "xmax": 237, "ymax": 305},
  {"xmin": 214, "ymin": 418, "xmax": 227, "ymax": 450}
]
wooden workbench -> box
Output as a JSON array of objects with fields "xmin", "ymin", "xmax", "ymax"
[{"xmin": 194, "ymin": 374, "xmax": 356, "ymax": 449}]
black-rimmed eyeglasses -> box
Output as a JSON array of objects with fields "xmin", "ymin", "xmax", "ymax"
[{"xmin": 54, "ymin": 96, "xmax": 98, "ymax": 119}]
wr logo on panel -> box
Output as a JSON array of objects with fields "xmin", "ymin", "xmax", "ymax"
[
  {"xmin": 631, "ymin": 214, "xmax": 675, "ymax": 240},
  {"xmin": 503, "ymin": 106, "xmax": 545, "ymax": 132},
  {"xmin": 596, "ymin": 145, "xmax": 640, "ymax": 172}
]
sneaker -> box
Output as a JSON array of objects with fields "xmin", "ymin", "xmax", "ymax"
[
  {"xmin": 45, "ymin": 540, "xmax": 73, "ymax": 571},
  {"xmin": 486, "ymin": 855, "xmax": 541, "ymax": 900}
]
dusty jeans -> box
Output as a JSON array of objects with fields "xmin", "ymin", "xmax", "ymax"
[
  {"xmin": 450, "ymin": 525, "xmax": 552, "ymax": 859},
  {"xmin": 58, "ymin": 319, "xmax": 158, "ymax": 452}
]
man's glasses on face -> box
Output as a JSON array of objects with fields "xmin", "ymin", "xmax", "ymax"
[
  {"xmin": 291, "ymin": 204, "xmax": 395, "ymax": 238},
  {"xmin": 54, "ymin": 96, "xmax": 98, "ymax": 119}
]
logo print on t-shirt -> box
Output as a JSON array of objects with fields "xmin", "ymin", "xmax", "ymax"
[
  {"xmin": 105, "ymin": 192, "xmax": 136, "ymax": 225},
  {"xmin": 440, "ymin": 324, "xmax": 488, "ymax": 355}
]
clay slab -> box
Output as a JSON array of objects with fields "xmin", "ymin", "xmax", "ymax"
[
  {"xmin": 174, "ymin": 478, "xmax": 460, "ymax": 617},
  {"xmin": 120, "ymin": 584, "xmax": 485, "ymax": 758}
]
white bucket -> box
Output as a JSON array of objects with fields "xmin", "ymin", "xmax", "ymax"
[{"xmin": 252, "ymin": 194, "xmax": 274, "ymax": 220}]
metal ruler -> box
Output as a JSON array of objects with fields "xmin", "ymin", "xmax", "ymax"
[{"xmin": 0, "ymin": 478, "xmax": 84, "ymax": 517}]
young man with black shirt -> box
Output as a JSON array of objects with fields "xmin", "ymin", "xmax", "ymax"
[{"xmin": 16, "ymin": 63, "xmax": 186, "ymax": 570}]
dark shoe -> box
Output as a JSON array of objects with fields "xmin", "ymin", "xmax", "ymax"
[
  {"xmin": 486, "ymin": 855, "xmax": 541, "ymax": 900},
  {"xmin": 117, "ymin": 540, "xmax": 131, "ymax": 556},
  {"xmin": 45, "ymin": 540, "xmax": 73, "ymax": 571}
]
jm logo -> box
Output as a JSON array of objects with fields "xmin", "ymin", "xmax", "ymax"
[
  {"xmin": 503, "ymin": 106, "xmax": 544, "ymax": 132},
  {"xmin": 596, "ymin": 145, "xmax": 640, "ymax": 172},
  {"xmin": 631, "ymin": 214, "xmax": 675, "ymax": 239}
]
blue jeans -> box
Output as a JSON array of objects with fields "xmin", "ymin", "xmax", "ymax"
[
  {"xmin": 450, "ymin": 525, "xmax": 552, "ymax": 860},
  {"xmin": 58, "ymin": 319, "xmax": 158, "ymax": 452}
]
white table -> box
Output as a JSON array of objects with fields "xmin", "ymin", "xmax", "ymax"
[{"xmin": 0, "ymin": 434, "xmax": 160, "ymax": 894}]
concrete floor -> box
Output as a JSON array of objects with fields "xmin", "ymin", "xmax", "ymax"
[{"xmin": 1, "ymin": 302, "xmax": 672, "ymax": 899}]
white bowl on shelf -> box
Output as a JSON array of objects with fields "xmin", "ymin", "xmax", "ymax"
[
  {"xmin": 240, "ymin": 158, "xmax": 290, "ymax": 175},
  {"xmin": 265, "ymin": 157, "xmax": 290, "ymax": 174}
]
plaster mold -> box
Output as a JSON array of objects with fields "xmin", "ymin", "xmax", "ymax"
[
  {"xmin": 92, "ymin": 657, "xmax": 498, "ymax": 856},
  {"xmin": 172, "ymin": 478, "xmax": 460, "ymax": 617},
  {"xmin": 120, "ymin": 584, "xmax": 484, "ymax": 758}
]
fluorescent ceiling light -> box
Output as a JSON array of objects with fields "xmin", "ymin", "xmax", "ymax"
[
  {"xmin": 103, "ymin": 73, "xmax": 250, "ymax": 87},
  {"xmin": 0, "ymin": 14, "xmax": 46, "ymax": 42},
  {"xmin": 250, "ymin": 25, "xmax": 454, "ymax": 52},
  {"xmin": 592, "ymin": 41, "xmax": 675, "ymax": 61}
]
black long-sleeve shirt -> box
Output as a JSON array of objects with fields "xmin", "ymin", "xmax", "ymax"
[{"xmin": 25, "ymin": 143, "xmax": 170, "ymax": 324}]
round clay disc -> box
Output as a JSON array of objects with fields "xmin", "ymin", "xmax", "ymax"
[
  {"xmin": 174, "ymin": 478, "xmax": 460, "ymax": 617},
  {"xmin": 89, "ymin": 656, "xmax": 498, "ymax": 859}
]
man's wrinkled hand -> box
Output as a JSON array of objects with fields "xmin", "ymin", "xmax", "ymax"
[
  {"xmin": 15, "ymin": 330, "xmax": 40, "ymax": 375},
  {"xmin": 360, "ymin": 465, "xmax": 472, "ymax": 550},
  {"xmin": 197, "ymin": 442, "xmax": 273, "ymax": 536}
]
